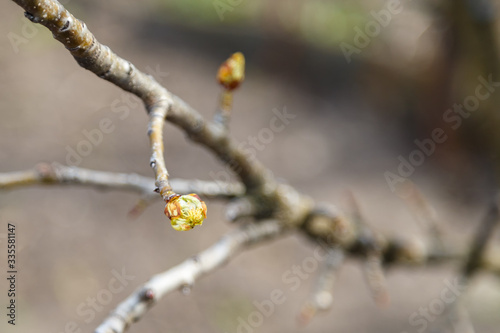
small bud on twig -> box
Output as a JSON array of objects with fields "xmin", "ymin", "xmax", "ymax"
[
  {"xmin": 164, "ymin": 193, "xmax": 207, "ymax": 231},
  {"xmin": 214, "ymin": 52, "xmax": 246, "ymax": 128},
  {"xmin": 217, "ymin": 52, "xmax": 245, "ymax": 91}
]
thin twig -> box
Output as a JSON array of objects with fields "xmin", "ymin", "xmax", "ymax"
[
  {"xmin": 12, "ymin": 0, "xmax": 271, "ymax": 193},
  {"xmin": 148, "ymin": 102, "xmax": 172, "ymax": 200},
  {"xmin": 462, "ymin": 196, "xmax": 500, "ymax": 278},
  {"xmin": 344, "ymin": 192, "xmax": 389, "ymax": 306},
  {"xmin": 440, "ymin": 196, "xmax": 500, "ymax": 333},
  {"xmin": 398, "ymin": 181, "xmax": 446, "ymax": 253},
  {"xmin": 0, "ymin": 163, "xmax": 244, "ymax": 199},
  {"xmin": 214, "ymin": 52, "xmax": 245, "ymax": 129},
  {"xmin": 298, "ymin": 248, "xmax": 344, "ymax": 325}
]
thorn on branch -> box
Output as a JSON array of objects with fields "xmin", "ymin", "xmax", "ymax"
[
  {"xmin": 398, "ymin": 181, "xmax": 445, "ymax": 253},
  {"xmin": 344, "ymin": 192, "xmax": 389, "ymax": 306},
  {"xmin": 180, "ymin": 284, "xmax": 192, "ymax": 295},
  {"xmin": 362, "ymin": 253, "xmax": 390, "ymax": 307},
  {"xmin": 298, "ymin": 248, "xmax": 344, "ymax": 325}
]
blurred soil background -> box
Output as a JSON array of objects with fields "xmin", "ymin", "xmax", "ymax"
[{"xmin": 1, "ymin": 0, "xmax": 500, "ymax": 332}]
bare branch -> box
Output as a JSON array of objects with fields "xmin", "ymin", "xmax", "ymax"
[
  {"xmin": 462, "ymin": 196, "xmax": 500, "ymax": 279},
  {"xmin": 304, "ymin": 204, "xmax": 500, "ymax": 275},
  {"xmin": 398, "ymin": 181, "xmax": 446, "ymax": 253},
  {"xmin": 344, "ymin": 193, "xmax": 389, "ymax": 306},
  {"xmin": 298, "ymin": 248, "xmax": 344, "ymax": 325},
  {"xmin": 94, "ymin": 220, "xmax": 283, "ymax": 333},
  {"xmin": 0, "ymin": 163, "xmax": 244, "ymax": 199}
]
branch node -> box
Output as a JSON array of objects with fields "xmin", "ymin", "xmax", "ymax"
[
  {"xmin": 60, "ymin": 19, "xmax": 70, "ymax": 32},
  {"xmin": 141, "ymin": 288, "xmax": 156, "ymax": 302}
]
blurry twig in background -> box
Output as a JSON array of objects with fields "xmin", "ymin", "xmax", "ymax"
[
  {"xmin": 345, "ymin": 191, "xmax": 389, "ymax": 306},
  {"xmin": 440, "ymin": 196, "xmax": 500, "ymax": 333},
  {"xmin": 462, "ymin": 196, "xmax": 500, "ymax": 280},
  {"xmin": 397, "ymin": 181, "xmax": 446, "ymax": 255}
]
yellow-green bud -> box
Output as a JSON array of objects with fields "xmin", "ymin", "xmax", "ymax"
[
  {"xmin": 217, "ymin": 52, "xmax": 245, "ymax": 91},
  {"xmin": 164, "ymin": 194, "xmax": 207, "ymax": 231}
]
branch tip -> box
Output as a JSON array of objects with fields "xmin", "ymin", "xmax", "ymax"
[{"xmin": 217, "ymin": 52, "xmax": 245, "ymax": 91}]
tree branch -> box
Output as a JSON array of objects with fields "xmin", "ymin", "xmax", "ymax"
[
  {"xmin": 12, "ymin": 0, "xmax": 271, "ymax": 193},
  {"xmin": 11, "ymin": 0, "xmax": 312, "ymax": 229},
  {"xmin": 0, "ymin": 163, "xmax": 244, "ymax": 199}
]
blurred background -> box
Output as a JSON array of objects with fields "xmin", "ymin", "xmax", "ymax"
[{"xmin": 1, "ymin": 0, "xmax": 500, "ymax": 332}]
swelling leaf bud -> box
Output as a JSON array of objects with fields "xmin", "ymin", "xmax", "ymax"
[
  {"xmin": 164, "ymin": 194, "xmax": 207, "ymax": 231},
  {"xmin": 217, "ymin": 52, "xmax": 245, "ymax": 91}
]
